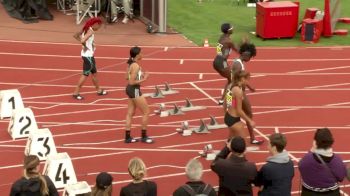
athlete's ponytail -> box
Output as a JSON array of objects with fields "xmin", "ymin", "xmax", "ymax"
[{"xmin": 23, "ymin": 155, "xmax": 49, "ymax": 195}]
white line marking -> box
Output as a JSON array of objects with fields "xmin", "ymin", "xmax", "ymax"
[
  {"xmin": 63, "ymin": 132, "xmax": 177, "ymax": 146},
  {"xmin": 160, "ymin": 139, "xmax": 226, "ymax": 149},
  {"xmin": 2, "ymin": 39, "xmax": 350, "ymax": 49},
  {"xmin": 248, "ymin": 90, "xmax": 280, "ymax": 96},
  {"xmin": 2, "ymin": 52, "xmax": 350, "ymax": 62},
  {"xmin": 0, "ymin": 150, "xmax": 133, "ymax": 170},
  {"xmin": 274, "ymin": 127, "xmax": 279, "ymax": 133},
  {"xmin": 35, "ymin": 106, "xmax": 125, "ymax": 118},
  {"xmin": 2, "ymin": 66, "xmax": 350, "ymax": 76},
  {"xmin": 254, "ymin": 108, "xmax": 299, "ymax": 115},
  {"xmin": 288, "ymin": 65, "xmax": 350, "ymax": 74},
  {"xmin": 305, "ymin": 82, "xmax": 350, "ymax": 89},
  {"xmin": 199, "ymin": 73, "xmax": 203, "ymax": 79},
  {"xmin": 180, "ymin": 59, "xmax": 184, "ymax": 64},
  {"xmin": 189, "ymin": 82, "xmax": 217, "ymax": 103},
  {"xmin": 326, "ymin": 102, "xmax": 350, "ymax": 106}
]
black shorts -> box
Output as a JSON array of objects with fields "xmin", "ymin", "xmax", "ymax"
[
  {"xmin": 126, "ymin": 84, "xmax": 142, "ymax": 98},
  {"xmin": 82, "ymin": 56, "xmax": 97, "ymax": 76},
  {"xmin": 213, "ymin": 55, "xmax": 228, "ymax": 73},
  {"xmin": 224, "ymin": 112, "xmax": 241, "ymax": 127}
]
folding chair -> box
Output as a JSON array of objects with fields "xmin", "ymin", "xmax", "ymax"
[{"xmin": 75, "ymin": 0, "xmax": 101, "ymax": 24}]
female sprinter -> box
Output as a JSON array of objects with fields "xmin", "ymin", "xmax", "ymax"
[
  {"xmin": 125, "ymin": 46, "xmax": 153, "ymax": 144},
  {"xmin": 72, "ymin": 17, "xmax": 107, "ymax": 100},
  {"xmin": 224, "ymin": 70, "xmax": 255, "ymax": 141},
  {"xmin": 213, "ymin": 23, "xmax": 237, "ymax": 105},
  {"xmin": 231, "ymin": 42, "xmax": 263, "ymax": 145}
]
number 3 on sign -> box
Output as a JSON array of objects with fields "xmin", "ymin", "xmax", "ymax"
[{"xmin": 25, "ymin": 128, "xmax": 57, "ymax": 161}]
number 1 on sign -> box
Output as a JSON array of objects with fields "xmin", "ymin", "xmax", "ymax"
[{"xmin": 8, "ymin": 97, "xmax": 15, "ymax": 109}]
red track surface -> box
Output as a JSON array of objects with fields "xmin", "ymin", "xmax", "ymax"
[{"xmin": 0, "ymin": 40, "xmax": 350, "ymax": 195}]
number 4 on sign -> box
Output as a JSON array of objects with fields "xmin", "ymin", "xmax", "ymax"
[
  {"xmin": 8, "ymin": 108, "xmax": 38, "ymax": 139},
  {"xmin": 25, "ymin": 128, "xmax": 58, "ymax": 161},
  {"xmin": 43, "ymin": 152, "xmax": 77, "ymax": 189},
  {"xmin": 0, "ymin": 89, "xmax": 24, "ymax": 119}
]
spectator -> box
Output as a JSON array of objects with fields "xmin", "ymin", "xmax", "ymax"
[
  {"xmin": 111, "ymin": 0, "xmax": 133, "ymax": 24},
  {"xmin": 120, "ymin": 157, "xmax": 157, "ymax": 196},
  {"xmin": 299, "ymin": 128, "xmax": 347, "ymax": 195},
  {"xmin": 10, "ymin": 155, "xmax": 58, "ymax": 196},
  {"xmin": 211, "ymin": 136, "xmax": 257, "ymax": 196},
  {"xmin": 173, "ymin": 158, "xmax": 216, "ymax": 196},
  {"xmin": 255, "ymin": 133, "xmax": 294, "ymax": 196},
  {"xmin": 91, "ymin": 172, "xmax": 113, "ymax": 196}
]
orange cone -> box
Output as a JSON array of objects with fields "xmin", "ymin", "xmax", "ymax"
[{"xmin": 203, "ymin": 38, "xmax": 209, "ymax": 47}]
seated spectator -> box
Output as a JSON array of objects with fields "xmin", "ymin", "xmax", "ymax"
[
  {"xmin": 91, "ymin": 172, "xmax": 113, "ymax": 196},
  {"xmin": 111, "ymin": 0, "xmax": 133, "ymax": 24},
  {"xmin": 211, "ymin": 136, "xmax": 257, "ymax": 196},
  {"xmin": 299, "ymin": 128, "xmax": 347, "ymax": 195},
  {"xmin": 255, "ymin": 133, "xmax": 294, "ymax": 196},
  {"xmin": 10, "ymin": 155, "xmax": 58, "ymax": 196},
  {"xmin": 120, "ymin": 157, "xmax": 157, "ymax": 196},
  {"xmin": 173, "ymin": 158, "xmax": 216, "ymax": 196}
]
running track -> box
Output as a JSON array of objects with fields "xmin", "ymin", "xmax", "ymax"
[{"xmin": 0, "ymin": 40, "xmax": 350, "ymax": 195}]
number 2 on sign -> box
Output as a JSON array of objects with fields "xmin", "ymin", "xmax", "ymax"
[
  {"xmin": 19, "ymin": 116, "xmax": 32, "ymax": 135},
  {"xmin": 55, "ymin": 163, "xmax": 70, "ymax": 184}
]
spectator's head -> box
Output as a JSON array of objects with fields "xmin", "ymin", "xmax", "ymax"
[
  {"xmin": 185, "ymin": 159, "xmax": 203, "ymax": 181},
  {"xmin": 221, "ymin": 23, "xmax": 233, "ymax": 34},
  {"xmin": 23, "ymin": 155, "xmax": 49, "ymax": 195},
  {"xmin": 233, "ymin": 70, "xmax": 250, "ymax": 87},
  {"xmin": 128, "ymin": 157, "xmax": 147, "ymax": 181},
  {"xmin": 127, "ymin": 46, "xmax": 142, "ymax": 64},
  {"xmin": 314, "ymin": 128, "xmax": 334, "ymax": 150},
  {"xmin": 230, "ymin": 136, "xmax": 246, "ymax": 154},
  {"xmin": 239, "ymin": 43, "xmax": 257, "ymax": 62},
  {"xmin": 268, "ymin": 133, "xmax": 287, "ymax": 154},
  {"xmin": 91, "ymin": 172, "xmax": 113, "ymax": 196},
  {"xmin": 82, "ymin": 17, "xmax": 102, "ymax": 33}
]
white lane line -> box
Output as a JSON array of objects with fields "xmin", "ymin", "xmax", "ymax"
[
  {"xmin": 305, "ymin": 82, "xmax": 350, "ymax": 89},
  {"xmin": 288, "ymin": 65, "xmax": 350, "ymax": 74},
  {"xmin": 189, "ymin": 82, "xmax": 217, "ymax": 104},
  {"xmin": 2, "ymin": 52, "xmax": 350, "ymax": 62}
]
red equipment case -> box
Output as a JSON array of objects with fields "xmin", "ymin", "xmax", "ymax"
[
  {"xmin": 301, "ymin": 18, "xmax": 323, "ymax": 43},
  {"xmin": 256, "ymin": 1, "xmax": 299, "ymax": 39}
]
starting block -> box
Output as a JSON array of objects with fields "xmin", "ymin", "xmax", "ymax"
[
  {"xmin": 43, "ymin": 152, "xmax": 77, "ymax": 189},
  {"xmin": 169, "ymin": 104, "xmax": 184, "ymax": 115},
  {"xmin": 175, "ymin": 121, "xmax": 192, "ymax": 136},
  {"xmin": 199, "ymin": 144, "xmax": 218, "ymax": 160},
  {"xmin": 146, "ymin": 83, "xmax": 179, "ymax": 98},
  {"xmin": 193, "ymin": 119, "xmax": 210, "ymax": 134},
  {"xmin": 25, "ymin": 128, "xmax": 58, "ymax": 161},
  {"xmin": 8, "ymin": 108, "xmax": 38, "ymax": 139},
  {"xmin": 150, "ymin": 85, "xmax": 165, "ymax": 98},
  {"xmin": 157, "ymin": 104, "xmax": 184, "ymax": 117},
  {"xmin": 154, "ymin": 103, "xmax": 168, "ymax": 117},
  {"xmin": 63, "ymin": 181, "xmax": 91, "ymax": 196},
  {"xmin": 0, "ymin": 89, "xmax": 24, "ymax": 119},
  {"xmin": 162, "ymin": 82, "xmax": 178, "ymax": 95},
  {"xmin": 180, "ymin": 99, "xmax": 206, "ymax": 112},
  {"xmin": 207, "ymin": 115, "xmax": 226, "ymax": 130}
]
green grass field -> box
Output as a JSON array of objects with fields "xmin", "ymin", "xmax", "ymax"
[{"xmin": 167, "ymin": 0, "xmax": 350, "ymax": 46}]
